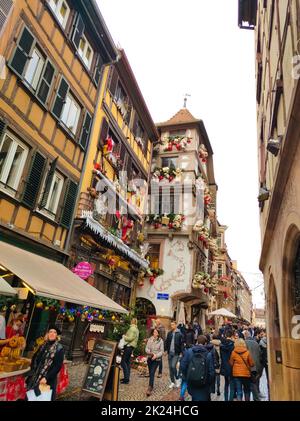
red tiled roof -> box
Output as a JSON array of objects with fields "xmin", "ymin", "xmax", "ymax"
[{"xmin": 157, "ymin": 108, "xmax": 201, "ymax": 127}]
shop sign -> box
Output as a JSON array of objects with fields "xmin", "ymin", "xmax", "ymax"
[
  {"xmin": 157, "ymin": 293, "xmax": 169, "ymax": 300},
  {"xmin": 72, "ymin": 262, "xmax": 94, "ymax": 279},
  {"xmin": 90, "ymin": 324, "xmax": 105, "ymax": 333}
]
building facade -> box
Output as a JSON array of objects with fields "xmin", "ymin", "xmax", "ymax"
[
  {"xmin": 136, "ymin": 108, "xmax": 219, "ymax": 329},
  {"xmin": 0, "ymin": 0, "xmax": 124, "ymax": 357},
  {"xmin": 67, "ymin": 49, "xmax": 158, "ymax": 357},
  {"xmin": 239, "ymin": 0, "xmax": 300, "ymax": 400}
]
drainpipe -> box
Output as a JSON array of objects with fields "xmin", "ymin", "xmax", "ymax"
[{"xmin": 64, "ymin": 55, "xmax": 121, "ymax": 257}]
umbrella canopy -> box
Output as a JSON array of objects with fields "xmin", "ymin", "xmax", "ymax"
[{"xmin": 209, "ymin": 308, "xmax": 237, "ymax": 318}]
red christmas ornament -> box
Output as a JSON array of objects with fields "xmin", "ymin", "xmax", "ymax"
[
  {"xmin": 176, "ymin": 144, "xmax": 181, "ymax": 151},
  {"xmin": 154, "ymin": 223, "xmax": 160, "ymax": 229},
  {"xmin": 204, "ymin": 288, "xmax": 209, "ymax": 293},
  {"xmin": 159, "ymin": 175, "xmax": 164, "ymax": 181},
  {"xmin": 94, "ymin": 163, "xmax": 101, "ymax": 170},
  {"xmin": 149, "ymin": 276, "xmax": 155, "ymax": 284},
  {"xmin": 168, "ymin": 223, "xmax": 173, "ymax": 229},
  {"xmin": 167, "ymin": 144, "xmax": 173, "ymax": 151},
  {"xmin": 202, "ymin": 158, "xmax": 207, "ymax": 163},
  {"xmin": 169, "ymin": 176, "xmax": 174, "ymax": 182},
  {"xmin": 199, "ymin": 235, "xmax": 204, "ymax": 242},
  {"xmin": 224, "ymin": 292, "xmax": 228, "ymax": 299}
]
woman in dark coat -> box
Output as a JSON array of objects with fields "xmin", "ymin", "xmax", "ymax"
[
  {"xmin": 184, "ymin": 324, "xmax": 195, "ymax": 348},
  {"xmin": 26, "ymin": 325, "xmax": 64, "ymax": 401}
]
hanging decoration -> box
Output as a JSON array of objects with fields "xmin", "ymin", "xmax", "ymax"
[
  {"xmin": 81, "ymin": 214, "xmax": 149, "ymax": 269},
  {"xmin": 152, "ymin": 167, "xmax": 182, "ymax": 182},
  {"xmin": 204, "ymin": 188, "xmax": 212, "ymax": 206},
  {"xmin": 199, "ymin": 144, "xmax": 208, "ymax": 162}
]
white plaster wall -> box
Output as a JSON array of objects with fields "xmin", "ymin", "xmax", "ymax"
[{"xmin": 136, "ymin": 237, "xmax": 192, "ymax": 318}]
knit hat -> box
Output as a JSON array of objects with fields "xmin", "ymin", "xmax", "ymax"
[{"xmin": 48, "ymin": 324, "xmax": 61, "ymax": 335}]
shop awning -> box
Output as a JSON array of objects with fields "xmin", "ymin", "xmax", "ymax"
[
  {"xmin": 0, "ymin": 241, "xmax": 127, "ymax": 314},
  {"xmin": 0, "ymin": 277, "xmax": 16, "ymax": 296}
]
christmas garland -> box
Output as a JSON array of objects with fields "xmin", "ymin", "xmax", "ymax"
[
  {"xmin": 199, "ymin": 144, "xmax": 208, "ymax": 162},
  {"xmin": 152, "ymin": 167, "xmax": 182, "ymax": 182},
  {"xmin": 137, "ymin": 267, "xmax": 164, "ymax": 287},
  {"xmin": 161, "ymin": 135, "xmax": 192, "ymax": 152},
  {"xmin": 146, "ymin": 214, "xmax": 185, "ymax": 230},
  {"xmin": 192, "ymin": 272, "xmax": 218, "ymax": 296}
]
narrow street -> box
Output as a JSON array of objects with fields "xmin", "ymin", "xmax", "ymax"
[{"xmin": 58, "ymin": 355, "xmax": 269, "ymax": 402}]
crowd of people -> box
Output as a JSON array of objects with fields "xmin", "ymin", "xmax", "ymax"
[{"xmin": 120, "ymin": 318, "xmax": 269, "ymax": 401}]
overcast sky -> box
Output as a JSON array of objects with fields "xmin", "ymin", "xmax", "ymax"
[{"xmin": 98, "ymin": 0, "xmax": 265, "ymax": 307}]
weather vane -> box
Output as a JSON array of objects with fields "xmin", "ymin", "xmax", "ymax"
[{"xmin": 183, "ymin": 93, "xmax": 191, "ymax": 108}]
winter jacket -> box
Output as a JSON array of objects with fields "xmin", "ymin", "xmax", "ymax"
[
  {"xmin": 165, "ymin": 329, "xmax": 183, "ymax": 355},
  {"xmin": 184, "ymin": 328, "xmax": 195, "ymax": 348},
  {"xmin": 180, "ymin": 344, "xmax": 215, "ymax": 390},
  {"xmin": 229, "ymin": 346, "xmax": 255, "ymax": 378},
  {"xmin": 124, "ymin": 324, "xmax": 139, "ymax": 348},
  {"xmin": 211, "ymin": 339, "xmax": 221, "ymax": 373},
  {"xmin": 220, "ymin": 338, "xmax": 234, "ymax": 377},
  {"xmin": 245, "ymin": 337, "xmax": 263, "ymax": 374},
  {"xmin": 145, "ymin": 337, "xmax": 164, "ymax": 360},
  {"xmin": 259, "ymin": 337, "xmax": 268, "ymax": 368}
]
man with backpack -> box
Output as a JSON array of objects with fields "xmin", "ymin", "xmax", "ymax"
[{"xmin": 180, "ymin": 335, "xmax": 215, "ymax": 401}]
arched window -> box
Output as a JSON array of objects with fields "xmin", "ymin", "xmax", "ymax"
[{"xmin": 293, "ymin": 241, "xmax": 300, "ymax": 310}]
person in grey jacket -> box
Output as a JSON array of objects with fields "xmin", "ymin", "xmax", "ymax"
[
  {"xmin": 145, "ymin": 328, "xmax": 164, "ymax": 396},
  {"xmin": 243, "ymin": 330, "xmax": 263, "ymax": 400}
]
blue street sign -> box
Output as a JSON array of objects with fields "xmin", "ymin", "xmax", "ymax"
[{"xmin": 157, "ymin": 293, "xmax": 169, "ymax": 300}]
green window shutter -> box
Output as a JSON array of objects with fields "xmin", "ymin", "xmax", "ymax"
[
  {"xmin": 93, "ymin": 53, "xmax": 104, "ymax": 86},
  {"xmin": 10, "ymin": 26, "xmax": 35, "ymax": 77},
  {"xmin": 109, "ymin": 67, "xmax": 118, "ymax": 97},
  {"xmin": 52, "ymin": 77, "xmax": 69, "ymax": 119},
  {"xmin": 72, "ymin": 13, "xmax": 85, "ymax": 50},
  {"xmin": 0, "ymin": 118, "xmax": 7, "ymax": 143},
  {"xmin": 22, "ymin": 151, "xmax": 46, "ymax": 208},
  {"xmin": 98, "ymin": 117, "xmax": 109, "ymax": 147},
  {"xmin": 36, "ymin": 60, "xmax": 55, "ymax": 104},
  {"xmin": 79, "ymin": 111, "xmax": 92, "ymax": 150},
  {"xmin": 0, "ymin": 0, "xmax": 13, "ymax": 34},
  {"xmin": 39, "ymin": 157, "xmax": 58, "ymax": 209},
  {"xmin": 60, "ymin": 180, "xmax": 78, "ymax": 229}
]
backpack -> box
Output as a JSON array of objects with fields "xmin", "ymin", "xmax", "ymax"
[{"xmin": 186, "ymin": 351, "xmax": 209, "ymax": 387}]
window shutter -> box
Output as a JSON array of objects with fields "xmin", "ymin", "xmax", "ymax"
[
  {"xmin": 36, "ymin": 60, "xmax": 55, "ymax": 104},
  {"xmin": 0, "ymin": 118, "xmax": 7, "ymax": 143},
  {"xmin": 52, "ymin": 77, "xmax": 69, "ymax": 119},
  {"xmin": 109, "ymin": 67, "xmax": 118, "ymax": 97},
  {"xmin": 22, "ymin": 151, "xmax": 46, "ymax": 208},
  {"xmin": 0, "ymin": 0, "xmax": 13, "ymax": 34},
  {"xmin": 79, "ymin": 111, "xmax": 92, "ymax": 150},
  {"xmin": 39, "ymin": 157, "xmax": 58, "ymax": 209},
  {"xmin": 93, "ymin": 53, "xmax": 104, "ymax": 86},
  {"xmin": 10, "ymin": 26, "xmax": 34, "ymax": 77},
  {"xmin": 124, "ymin": 100, "xmax": 132, "ymax": 126},
  {"xmin": 143, "ymin": 137, "xmax": 149, "ymax": 154},
  {"xmin": 60, "ymin": 180, "xmax": 78, "ymax": 229},
  {"xmin": 72, "ymin": 13, "xmax": 85, "ymax": 50},
  {"xmin": 127, "ymin": 156, "xmax": 132, "ymax": 181},
  {"xmin": 132, "ymin": 112, "xmax": 138, "ymax": 136},
  {"xmin": 119, "ymin": 143, "xmax": 126, "ymax": 170},
  {"xmin": 98, "ymin": 117, "xmax": 109, "ymax": 147}
]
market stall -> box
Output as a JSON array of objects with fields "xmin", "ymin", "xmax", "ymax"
[{"xmin": 0, "ymin": 241, "xmax": 128, "ymax": 399}]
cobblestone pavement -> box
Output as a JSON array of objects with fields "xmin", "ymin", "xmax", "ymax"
[{"xmin": 58, "ymin": 356, "xmax": 269, "ymax": 402}]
